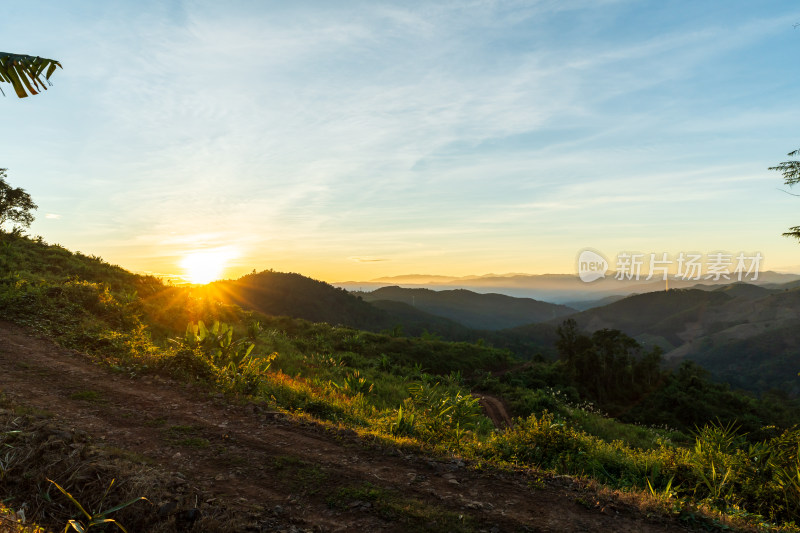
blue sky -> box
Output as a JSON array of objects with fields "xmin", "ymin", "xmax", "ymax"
[{"xmin": 2, "ymin": 0, "xmax": 800, "ymax": 282}]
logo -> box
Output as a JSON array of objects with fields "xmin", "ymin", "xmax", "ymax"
[
  {"xmin": 577, "ymin": 249, "xmax": 609, "ymax": 283},
  {"xmin": 575, "ymin": 249, "xmax": 763, "ymax": 283}
]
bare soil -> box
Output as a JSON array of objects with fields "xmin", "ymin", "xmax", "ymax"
[
  {"xmin": 474, "ymin": 394, "xmax": 514, "ymax": 428},
  {"xmin": 0, "ymin": 320, "xmax": 711, "ymax": 532}
]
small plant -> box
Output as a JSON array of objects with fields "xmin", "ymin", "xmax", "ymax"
[
  {"xmin": 304, "ymin": 352, "xmax": 344, "ymax": 368},
  {"xmin": 391, "ymin": 405, "xmax": 416, "ymax": 437},
  {"xmin": 48, "ymin": 478, "xmax": 148, "ymax": 532},
  {"xmin": 170, "ymin": 320, "xmax": 276, "ymax": 393},
  {"xmin": 375, "ymin": 353, "xmax": 392, "ymax": 372},
  {"xmin": 646, "ymin": 475, "xmax": 677, "ymax": 502},
  {"xmin": 0, "ymin": 448, "xmax": 16, "ymax": 481},
  {"xmin": 690, "ymin": 421, "xmax": 740, "ymax": 507},
  {"xmin": 333, "ymin": 371, "xmax": 374, "ymax": 396}
]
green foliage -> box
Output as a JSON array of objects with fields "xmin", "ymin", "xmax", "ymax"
[
  {"xmin": 4, "ymin": 234, "xmax": 800, "ymax": 530},
  {"xmin": 48, "ymin": 478, "xmax": 147, "ymax": 533},
  {"xmin": 556, "ymin": 319, "xmax": 664, "ymax": 408},
  {"xmin": 770, "ymin": 148, "xmax": 800, "ymax": 240},
  {"xmin": 390, "ymin": 405, "xmax": 416, "ymax": 437},
  {"xmin": 168, "ymin": 320, "xmax": 276, "ymax": 394},
  {"xmin": 0, "ymin": 52, "xmax": 61, "ymax": 98},
  {"xmin": 387, "ymin": 381, "xmax": 486, "ymax": 448},
  {"xmin": 332, "ymin": 370, "xmax": 374, "ymax": 396},
  {"xmin": 0, "ymin": 170, "xmax": 37, "ymax": 233},
  {"xmin": 486, "ymin": 411, "xmax": 584, "ymax": 469}
]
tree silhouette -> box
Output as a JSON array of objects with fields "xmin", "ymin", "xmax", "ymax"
[
  {"xmin": 0, "ymin": 169, "xmax": 37, "ymax": 232},
  {"xmin": 770, "ymin": 149, "xmax": 800, "ymax": 241}
]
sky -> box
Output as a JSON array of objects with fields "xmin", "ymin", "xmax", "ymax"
[{"xmin": 2, "ymin": 0, "xmax": 800, "ymax": 283}]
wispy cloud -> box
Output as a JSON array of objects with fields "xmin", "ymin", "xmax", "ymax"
[{"xmin": 5, "ymin": 0, "xmax": 800, "ymax": 277}]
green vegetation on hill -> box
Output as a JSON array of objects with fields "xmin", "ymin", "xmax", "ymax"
[
  {"xmin": 2, "ymin": 232, "xmax": 800, "ymax": 530},
  {"xmin": 209, "ymin": 270, "xmax": 479, "ymax": 341},
  {"xmin": 212, "ymin": 271, "xmax": 390, "ymax": 329},
  {"xmin": 478, "ymin": 319, "xmax": 800, "ymax": 438},
  {"xmin": 561, "ymin": 287, "xmax": 800, "ymax": 395},
  {"xmin": 689, "ymin": 323, "xmax": 800, "ymax": 395},
  {"xmin": 562, "ymin": 289, "xmax": 731, "ymax": 346},
  {"xmin": 360, "ymin": 286, "xmax": 575, "ymax": 330}
]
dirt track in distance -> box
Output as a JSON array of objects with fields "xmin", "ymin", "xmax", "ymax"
[{"xmin": 474, "ymin": 393, "xmax": 514, "ymax": 428}]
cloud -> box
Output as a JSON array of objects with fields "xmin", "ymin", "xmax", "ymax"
[{"xmin": 6, "ymin": 1, "xmax": 800, "ymax": 279}]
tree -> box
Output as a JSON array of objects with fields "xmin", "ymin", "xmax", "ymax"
[
  {"xmin": 0, "ymin": 169, "xmax": 37, "ymax": 232},
  {"xmin": 0, "ymin": 52, "xmax": 61, "ymax": 98},
  {"xmin": 769, "ymin": 149, "xmax": 800, "ymax": 241}
]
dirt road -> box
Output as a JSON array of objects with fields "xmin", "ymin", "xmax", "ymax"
[
  {"xmin": 473, "ymin": 394, "xmax": 514, "ymax": 428},
  {"xmin": 0, "ymin": 320, "xmax": 701, "ymax": 532}
]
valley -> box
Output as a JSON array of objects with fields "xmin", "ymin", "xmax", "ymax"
[{"xmin": 1, "ymin": 233, "xmax": 799, "ymax": 532}]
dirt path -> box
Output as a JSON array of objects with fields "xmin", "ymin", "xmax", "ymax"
[
  {"xmin": 473, "ymin": 394, "xmax": 514, "ymax": 428},
  {"xmin": 0, "ymin": 321, "xmax": 702, "ymax": 532}
]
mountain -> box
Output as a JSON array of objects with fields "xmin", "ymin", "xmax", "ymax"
[
  {"xmin": 334, "ymin": 271, "xmax": 800, "ymax": 304},
  {"xmin": 208, "ymin": 270, "xmax": 475, "ymax": 339},
  {"xmin": 564, "ymin": 294, "xmax": 629, "ymax": 311},
  {"xmin": 559, "ymin": 284, "xmax": 800, "ymax": 394},
  {"xmin": 359, "ymin": 286, "xmax": 576, "ymax": 330}
]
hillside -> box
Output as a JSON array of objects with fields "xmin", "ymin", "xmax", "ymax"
[
  {"xmin": 3, "ymin": 233, "xmax": 800, "ymax": 531},
  {"xmin": 560, "ymin": 285, "xmax": 800, "ymax": 394},
  {"xmin": 209, "ymin": 270, "xmax": 476, "ymax": 340},
  {"xmin": 0, "ymin": 320, "xmax": 711, "ymax": 533},
  {"xmin": 360, "ymin": 286, "xmax": 575, "ymax": 330},
  {"xmin": 211, "ymin": 270, "xmax": 393, "ymax": 329}
]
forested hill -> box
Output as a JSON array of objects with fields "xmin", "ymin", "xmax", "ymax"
[
  {"xmin": 209, "ymin": 270, "xmax": 475, "ymax": 338},
  {"xmin": 557, "ymin": 285, "xmax": 800, "ymax": 394},
  {"xmin": 360, "ymin": 286, "xmax": 575, "ymax": 330}
]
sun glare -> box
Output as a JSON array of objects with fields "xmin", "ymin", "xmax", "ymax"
[{"xmin": 180, "ymin": 249, "xmax": 235, "ymax": 285}]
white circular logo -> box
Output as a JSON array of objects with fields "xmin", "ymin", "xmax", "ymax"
[{"xmin": 577, "ymin": 249, "xmax": 608, "ymax": 283}]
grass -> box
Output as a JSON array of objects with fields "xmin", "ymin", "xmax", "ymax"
[
  {"xmin": 272, "ymin": 456, "xmax": 329, "ymax": 494},
  {"xmin": 177, "ymin": 437, "xmax": 210, "ymax": 448},
  {"xmin": 163, "ymin": 425, "xmax": 210, "ymax": 447},
  {"xmin": 0, "ymin": 501, "xmax": 46, "ymax": 532},
  {"xmin": 68, "ymin": 390, "xmax": 104, "ymax": 403},
  {"xmin": 10, "ymin": 405, "xmax": 53, "ymax": 418},
  {"xmin": 0, "ymin": 403, "xmax": 165, "ymax": 532},
  {"xmin": 3, "ymin": 233, "xmax": 800, "ymax": 531},
  {"xmin": 142, "ymin": 416, "xmax": 167, "ymax": 428},
  {"xmin": 327, "ymin": 483, "xmax": 476, "ymax": 532}
]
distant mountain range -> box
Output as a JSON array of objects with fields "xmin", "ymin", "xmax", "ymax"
[
  {"xmin": 212, "ymin": 269, "xmax": 800, "ymax": 395},
  {"xmin": 334, "ymin": 271, "xmax": 800, "ymax": 304},
  {"xmin": 558, "ymin": 283, "xmax": 800, "ymax": 395},
  {"xmin": 359, "ymin": 286, "xmax": 574, "ymax": 330}
]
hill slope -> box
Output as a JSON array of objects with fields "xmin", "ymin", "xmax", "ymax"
[
  {"xmin": 561, "ymin": 286, "xmax": 800, "ymax": 394},
  {"xmin": 360, "ymin": 286, "xmax": 575, "ymax": 330},
  {"xmin": 210, "ymin": 270, "xmax": 476, "ymax": 339},
  {"xmin": 0, "ymin": 320, "xmax": 694, "ymax": 533},
  {"xmin": 3, "ymin": 233, "xmax": 800, "ymax": 530}
]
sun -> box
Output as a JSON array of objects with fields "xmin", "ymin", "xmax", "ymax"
[{"xmin": 180, "ymin": 249, "xmax": 235, "ymax": 284}]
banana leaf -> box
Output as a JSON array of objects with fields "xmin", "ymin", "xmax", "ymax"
[{"xmin": 0, "ymin": 52, "xmax": 61, "ymax": 98}]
